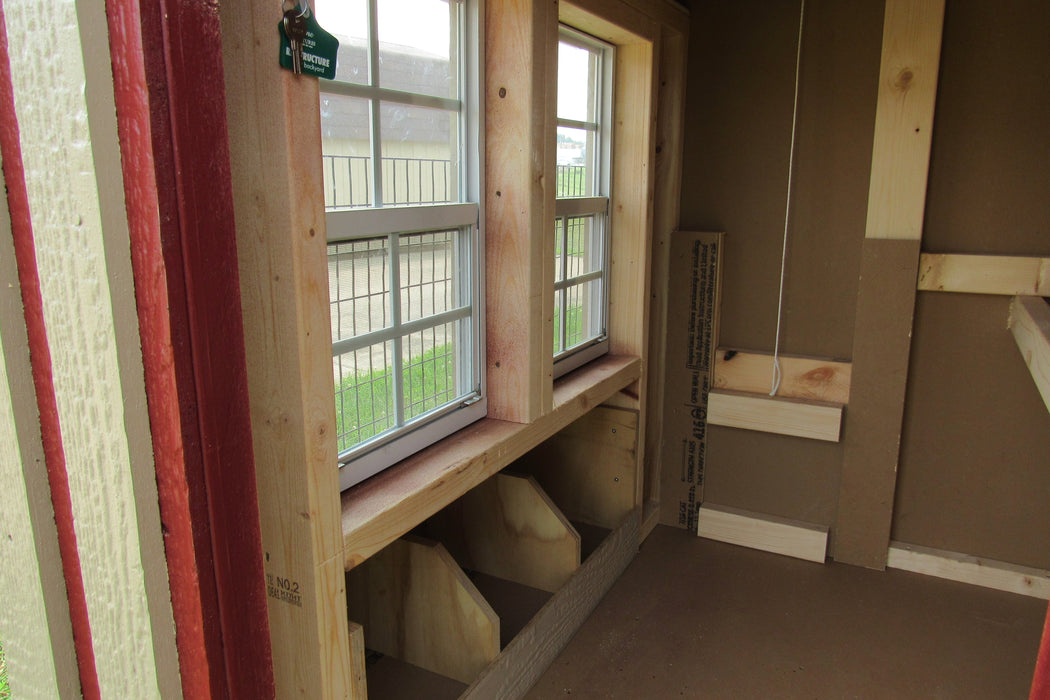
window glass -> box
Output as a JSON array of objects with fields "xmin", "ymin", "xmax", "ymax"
[
  {"xmin": 379, "ymin": 103, "xmax": 459, "ymax": 205},
  {"xmin": 316, "ymin": 0, "xmax": 370, "ymax": 85},
  {"xmin": 377, "ymin": 0, "xmax": 458, "ymax": 99}
]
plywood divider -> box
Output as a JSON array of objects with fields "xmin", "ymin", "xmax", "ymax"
[
  {"xmin": 1008, "ymin": 295, "xmax": 1050, "ymax": 413},
  {"xmin": 919, "ymin": 253, "xmax": 1050, "ymax": 296},
  {"xmin": 888, "ymin": 542, "xmax": 1050, "ymax": 600},
  {"xmin": 706, "ymin": 390, "xmax": 843, "ymax": 442},
  {"xmin": 714, "ymin": 349, "xmax": 852, "ymax": 404},
  {"xmin": 463, "ymin": 511, "xmax": 640, "ymax": 699},
  {"xmin": 516, "ymin": 406, "xmax": 639, "ymax": 529},
  {"xmin": 697, "ymin": 504, "xmax": 828, "ymax": 564},
  {"xmin": 347, "ymin": 535, "xmax": 500, "ymax": 685},
  {"xmin": 425, "ymin": 472, "xmax": 581, "ymax": 593}
]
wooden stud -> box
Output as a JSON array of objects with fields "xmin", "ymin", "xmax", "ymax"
[
  {"xmin": 643, "ymin": 23, "xmax": 690, "ymax": 540},
  {"xmin": 462, "ymin": 512, "xmax": 640, "ymax": 699},
  {"xmin": 348, "ymin": 621, "xmax": 368, "ymax": 700},
  {"xmin": 836, "ymin": 0, "xmax": 945, "ymax": 570},
  {"xmin": 714, "ymin": 349, "xmax": 852, "ymax": 404},
  {"xmin": 864, "ymin": 0, "xmax": 946, "ymax": 241},
  {"xmin": 888, "ymin": 542, "xmax": 1050, "ymax": 600},
  {"xmin": 219, "ymin": 1, "xmax": 351, "ymax": 695},
  {"xmin": 342, "ymin": 354, "xmax": 641, "ymax": 569},
  {"xmin": 427, "ymin": 472, "xmax": 581, "ymax": 593},
  {"xmin": 485, "ymin": 0, "xmax": 557, "ymax": 423},
  {"xmin": 919, "ymin": 253, "xmax": 1050, "ymax": 296},
  {"xmin": 697, "ymin": 504, "xmax": 828, "ymax": 564},
  {"xmin": 706, "ymin": 390, "xmax": 843, "ymax": 442},
  {"xmin": 347, "ymin": 536, "xmax": 500, "ymax": 685},
  {"xmin": 1009, "ymin": 296, "xmax": 1050, "ymax": 414},
  {"xmin": 517, "ymin": 406, "xmax": 638, "ymax": 529}
]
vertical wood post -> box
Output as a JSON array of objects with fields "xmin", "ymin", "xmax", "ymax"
[
  {"xmin": 835, "ymin": 0, "xmax": 945, "ymax": 569},
  {"xmin": 220, "ymin": 2, "xmax": 352, "ymax": 695},
  {"xmin": 485, "ymin": 0, "xmax": 559, "ymax": 423}
]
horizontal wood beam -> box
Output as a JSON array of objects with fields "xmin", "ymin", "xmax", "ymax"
[
  {"xmin": 1008, "ymin": 295, "xmax": 1050, "ymax": 413},
  {"xmin": 918, "ymin": 253, "xmax": 1050, "ymax": 295},
  {"xmin": 714, "ymin": 349, "xmax": 852, "ymax": 404},
  {"xmin": 706, "ymin": 390, "xmax": 843, "ymax": 442},
  {"xmin": 697, "ymin": 504, "xmax": 828, "ymax": 564}
]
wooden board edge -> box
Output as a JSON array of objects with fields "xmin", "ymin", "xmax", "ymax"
[
  {"xmin": 461, "ymin": 510, "xmax": 641, "ymax": 698},
  {"xmin": 706, "ymin": 389, "xmax": 843, "ymax": 442},
  {"xmin": 713, "ymin": 348, "xmax": 852, "ymax": 405},
  {"xmin": 1008, "ymin": 295, "xmax": 1050, "ymax": 414},
  {"xmin": 697, "ymin": 504, "xmax": 828, "ymax": 564},
  {"xmin": 918, "ymin": 253, "xmax": 1050, "ymax": 296},
  {"xmin": 347, "ymin": 621, "xmax": 368, "ymax": 700},
  {"xmin": 887, "ymin": 542, "xmax": 1050, "ymax": 600}
]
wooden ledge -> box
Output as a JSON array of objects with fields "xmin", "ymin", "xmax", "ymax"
[{"xmin": 342, "ymin": 354, "xmax": 642, "ymax": 568}]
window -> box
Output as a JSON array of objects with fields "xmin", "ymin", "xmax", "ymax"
[
  {"xmin": 318, "ymin": 0, "xmax": 485, "ymax": 489},
  {"xmin": 554, "ymin": 27, "xmax": 613, "ymax": 377}
]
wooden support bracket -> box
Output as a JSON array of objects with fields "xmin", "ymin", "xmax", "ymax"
[
  {"xmin": 1008, "ymin": 295, "xmax": 1050, "ymax": 414},
  {"xmin": 706, "ymin": 390, "xmax": 843, "ymax": 442},
  {"xmin": 425, "ymin": 472, "xmax": 581, "ymax": 593},
  {"xmin": 714, "ymin": 349, "xmax": 852, "ymax": 404},
  {"xmin": 347, "ymin": 536, "xmax": 500, "ymax": 685},
  {"xmin": 918, "ymin": 253, "xmax": 1050, "ymax": 296}
]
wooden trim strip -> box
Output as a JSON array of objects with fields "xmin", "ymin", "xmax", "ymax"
[
  {"xmin": 888, "ymin": 542, "xmax": 1050, "ymax": 600},
  {"xmin": 918, "ymin": 253, "xmax": 1050, "ymax": 296},
  {"xmin": 714, "ymin": 348, "xmax": 852, "ymax": 404},
  {"xmin": 1009, "ymin": 295, "xmax": 1050, "ymax": 414},
  {"xmin": 342, "ymin": 354, "xmax": 641, "ymax": 568},
  {"xmin": 698, "ymin": 504, "xmax": 828, "ymax": 564},
  {"xmin": 706, "ymin": 390, "xmax": 843, "ymax": 442}
]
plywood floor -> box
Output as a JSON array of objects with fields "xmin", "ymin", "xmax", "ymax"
[{"xmin": 527, "ymin": 525, "xmax": 1047, "ymax": 699}]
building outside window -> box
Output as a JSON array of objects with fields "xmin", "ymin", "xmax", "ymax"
[
  {"xmin": 554, "ymin": 26, "xmax": 613, "ymax": 377},
  {"xmin": 317, "ymin": 0, "xmax": 485, "ymax": 489}
]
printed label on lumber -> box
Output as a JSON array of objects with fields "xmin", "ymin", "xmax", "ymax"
[{"xmin": 659, "ymin": 232, "xmax": 723, "ymax": 530}]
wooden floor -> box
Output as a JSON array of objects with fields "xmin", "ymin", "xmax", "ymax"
[{"xmin": 526, "ymin": 525, "xmax": 1047, "ymax": 699}]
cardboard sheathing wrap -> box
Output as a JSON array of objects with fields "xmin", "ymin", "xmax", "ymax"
[{"xmin": 659, "ymin": 232, "xmax": 723, "ymax": 530}]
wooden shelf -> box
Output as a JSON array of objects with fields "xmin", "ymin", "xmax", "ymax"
[{"xmin": 341, "ymin": 354, "xmax": 642, "ymax": 569}]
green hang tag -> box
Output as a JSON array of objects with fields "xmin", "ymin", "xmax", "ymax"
[{"xmin": 278, "ymin": 10, "xmax": 340, "ymax": 80}]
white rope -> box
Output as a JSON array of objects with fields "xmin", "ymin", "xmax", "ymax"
[{"xmin": 771, "ymin": 0, "xmax": 806, "ymax": 397}]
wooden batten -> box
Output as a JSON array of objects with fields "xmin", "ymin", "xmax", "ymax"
[
  {"xmin": 888, "ymin": 543, "xmax": 1050, "ymax": 600},
  {"xmin": 835, "ymin": 0, "xmax": 945, "ymax": 570},
  {"xmin": 347, "ymin": 536, "xmax": 500, "ymax": 685},
  {"xmin": 517, "ymin": 406, "xmax": 639, "ymax": 529},
  {"xmin": 697, "ymin": 504, "xmax": 828, "ymax": 564},
  {"xmin": 714, "ymin": 349, "xmax": 852, "ymax": 404},
  {"xmin": 706, "ymin": 390, "xmax": 843, "ymax": 443},
  {"xmin": 1008, "ymin": 295, "xmax": 1050, "ymax": 413},
  {"xmin": 918, "ymin": 253, "xmax": 1050, "ymax": 296},
  {"xmin": 425, "ymin": 472, "xmax": 581, "ymax": 593}
]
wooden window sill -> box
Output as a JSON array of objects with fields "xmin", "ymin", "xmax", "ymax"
[{"xmin": 341, "ymin": 353, "xmax": 642, "ymax": 568}]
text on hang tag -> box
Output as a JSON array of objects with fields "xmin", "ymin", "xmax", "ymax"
[{"xmin": 278, "ymin": 8, "xmax": 340, "ymax": 80}]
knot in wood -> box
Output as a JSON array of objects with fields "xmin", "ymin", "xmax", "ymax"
[{"xmin": 895, "ymin": 68, "xmax": 914, "ymax": 91}]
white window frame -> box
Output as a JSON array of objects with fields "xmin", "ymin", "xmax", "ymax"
[
  {"xmin": 321, "ymin": 0, "xmax": 486, "ymax": 490},
  {"xmin": 553, "ymin": 26, "xmax": 614, "ymax": 378}
]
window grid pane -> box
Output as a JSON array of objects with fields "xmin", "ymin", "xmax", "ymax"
[
  {"xmin": 402, "ymin": 321, "xmax": 460, "ymax": 420},
  {"xmin": 400, "ymin": 229, "xmax": 456, "ymax": 322},
  {"xmin": 329, "ymin": 237, "xmax": 390, "ymax": 343},
  {"xmin": 335, "ymin": 342, "xmax": 396, "ymax": 451}
]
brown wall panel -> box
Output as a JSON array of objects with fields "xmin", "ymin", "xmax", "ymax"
[
  {"xmin": 679, "ymin": 0, "xmax": 882, "ymax": 527},
  {"xmin": 680, "ymin": 0, "xmax": 882, "ymax": 359},
  {"xmin": 892, "ymin": 0, "xmax": 1050, "ymax": 568},
  {"xmin": 895, "ymin": 294, "xmax": 1050, "ymax": 569}
]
